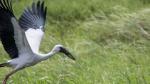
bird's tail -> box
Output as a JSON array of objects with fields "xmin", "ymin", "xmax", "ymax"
[{"xmin": 0, "ymin": 63, "xmax": 8, "ymax": 67}]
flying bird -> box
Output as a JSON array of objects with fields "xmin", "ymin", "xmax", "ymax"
[{"xmin": 0, "ymin": 0, "xmax": 75, "ymax": 84}]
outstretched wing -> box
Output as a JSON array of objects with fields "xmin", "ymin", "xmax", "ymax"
[
  {"xmin": 0, "ymin": 0, "xmax": 18, "ymax": 59},
  {"xmin": 19, "ymin": 1, "xmax": 47, "ymax": 53},
  {"xmin": 0, "ymin": 0, "xmax": 33, "ymax": 59}
]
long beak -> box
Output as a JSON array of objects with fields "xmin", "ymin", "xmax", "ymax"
[{"xmin": 59, "ymin": 47, "xmax": 75, "ymax": 60}]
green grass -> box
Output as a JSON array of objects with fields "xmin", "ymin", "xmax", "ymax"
[{"xmin": 0, "ymin": 0, "xmax": 150, "ymax": 84}]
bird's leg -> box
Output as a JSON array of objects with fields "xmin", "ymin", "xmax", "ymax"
[
  {"xmin": 2, "ymin": 69, "xmax": 19, "ymax": 84},
  {"xmin": 0, "ymin": 63, "xmax": 9, "ymax": 68}
]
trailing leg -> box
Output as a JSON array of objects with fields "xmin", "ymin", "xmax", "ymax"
[
  {"xmin": 2, "ymin": 69, "xmax": 18, "ymax": 84},
  {"xmin": 2, "ymin": 65, "xmax": 24, "ymax": 84},
  {"xmin": 0, "ymin": 63, "xmax": 9, "ymax": 67}
]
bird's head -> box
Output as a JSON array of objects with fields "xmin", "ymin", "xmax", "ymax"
[{"xmin": 52, "ymin": 44, "xmax": 75, "ymax": 60}]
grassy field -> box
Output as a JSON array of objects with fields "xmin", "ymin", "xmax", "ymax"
[{"xmin": 0, "ymin": 0, "xmax": 150, "ymax": 84}]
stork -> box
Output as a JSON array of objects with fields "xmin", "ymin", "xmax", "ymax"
[{"xmin": 0, "ymin": 0, "xmax": 75, "ymax": 84}]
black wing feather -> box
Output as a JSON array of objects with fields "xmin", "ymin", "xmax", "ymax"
[
  {"xmin": 0, "ymin": 0, "xmax": 18, "ymax": 59},
  {"xmin": 19, "ymin": 1, "xmax": 47, "ymax": 31}
]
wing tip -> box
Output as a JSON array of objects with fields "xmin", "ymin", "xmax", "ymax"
[
  {"xmin": 0, "ymin": 0, "xmax": 13, "ymax": 13},
  {"xmin": 19, "ymin": 0, "xmax": 47, "ymax": 30}
]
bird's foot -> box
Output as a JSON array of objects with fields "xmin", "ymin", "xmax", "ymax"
[{"xmin": 2, "ymin": 80, "xmax": 7, "ymax": 84}]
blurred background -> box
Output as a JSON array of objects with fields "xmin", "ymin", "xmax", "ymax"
[{"xmin": 0, "ymin": 0, "xmax": 150, "ymax": 84}]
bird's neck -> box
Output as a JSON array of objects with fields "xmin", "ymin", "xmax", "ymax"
[{"xmin": 36, "ymin": 50, "xmax": 57, "ymax": 61}]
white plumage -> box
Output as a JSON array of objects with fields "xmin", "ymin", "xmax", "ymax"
[{"xmin": 25, "ymin": 28, "xmax": 44, "ymax": 53}]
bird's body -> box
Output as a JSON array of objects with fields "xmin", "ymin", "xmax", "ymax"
[
  {"xmin": 0, "ymin": 0, "xmax": 75, "ymax": 84},
  {"xmin": 8, "ymin": 52, "xmax": 38, "ymax": 68}
]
